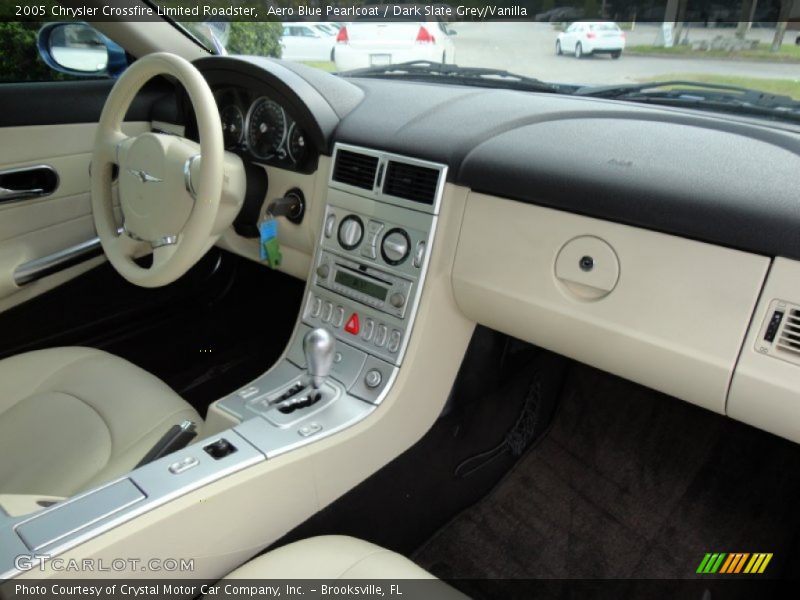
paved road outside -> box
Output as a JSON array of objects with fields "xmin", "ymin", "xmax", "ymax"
[{"xmin": 447, "ymin": 22, "xmax": 800, "ymax": 85}]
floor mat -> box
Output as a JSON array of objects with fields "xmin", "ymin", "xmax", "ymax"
[
  {"xmin": 414, "ymin": 364, "xmax": 800, "ymax": 585},
  {"xmin": 271, "ymin": 329, "xmax": 569, "ymax": 557}
]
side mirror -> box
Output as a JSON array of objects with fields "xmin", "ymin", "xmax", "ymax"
[
  {"xmin": 446, "ymin": 27, "xmax": 458, "ymax": 36},
  {"xmin": 37, "ymin": 22, "xmax": 127, "ymax": 78}
]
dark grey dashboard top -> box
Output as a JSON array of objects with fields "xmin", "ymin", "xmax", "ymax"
[
  {"xmin": 333, "ymin": 78, "xmax": 800, "ymax": 261},
  {"xmin": 192, "ymin": 58, "xmax": 800, "ymax": 261}
]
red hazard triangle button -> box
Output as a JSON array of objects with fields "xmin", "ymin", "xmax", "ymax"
[{"xmin": 344, "ymin": 313, "xmax": 360, "ymax": 335}]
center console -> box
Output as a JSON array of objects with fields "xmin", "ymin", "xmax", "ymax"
[
  {"xmin": 211, "ymin": 144, "xmax": 447, "ymax": 454},
  {"xmin": 0, "ymin": 144, "xmax": 447, "ymax": 578}
]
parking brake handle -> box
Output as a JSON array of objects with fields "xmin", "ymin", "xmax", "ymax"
[{"xmin": 135, "ymin": 420, "xmax": 197, "ymax": 468}]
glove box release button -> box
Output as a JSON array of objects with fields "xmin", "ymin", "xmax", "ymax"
[{"xmin": 555, "ymin": 235, "xmax": 619, "ymax": 301}]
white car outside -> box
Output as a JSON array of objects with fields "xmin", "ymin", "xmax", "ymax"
[
  {"xmin": 312, "ymin": 23, "xmax": 340, "ymax": 36},
  {"xmin": 556, "ymin": 21, "xmax": 626, "ymax": 59},
  {"xmin": 280, "ymin": 22, "xmax": 336, "ymax": 62},
  {"xmin": 333, "ymin": 14, "xmax": 456, "ymax": 72}
]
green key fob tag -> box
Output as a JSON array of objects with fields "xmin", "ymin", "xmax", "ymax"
[{"xmin": 259, "ymin": 219, "xmax": 282, "ymax": 268}]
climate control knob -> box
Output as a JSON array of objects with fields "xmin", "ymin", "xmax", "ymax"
[
  {"xmin": 338, "ymin": 216, "xmax": 364, "ymax": 250},
  {"xmin": 381, "ymin": 229, "xmax": 411, "ymax": 265}
]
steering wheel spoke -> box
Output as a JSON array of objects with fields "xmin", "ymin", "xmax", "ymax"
[
  {"xmin": 152, "ymin": 243, "xmax": 179, "ymax": 270},
  {"xmin": 97, "ymin": 131, "xmax": 132, "ymax": 165},
  {"xmin": 108, "ymin": 230, "xmax": 149, "ymax": 260}
]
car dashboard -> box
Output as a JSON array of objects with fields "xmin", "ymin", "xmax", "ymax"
[
  {"xmin": 3, "ymin": 51, "xmax": 800, "ymax": 583},
  {"xmin": 161, "ymin": 55, "xmax": 800, "ymax": 450}
]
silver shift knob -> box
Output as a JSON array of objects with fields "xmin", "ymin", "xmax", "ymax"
[{"xmin": 303, "ymin": 328, "xmax": 335, "ymax": 389}]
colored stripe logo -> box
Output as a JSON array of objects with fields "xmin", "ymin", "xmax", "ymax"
[{"xmin": 696, "ymin": 552, "xmax": 772, "ymax": 574}]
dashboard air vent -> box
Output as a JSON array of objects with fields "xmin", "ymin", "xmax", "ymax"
[
  {"xmin": 332, "ymin": 150, "xmax": 379, "ymax": 190},
  {"xmin": 777, "ymin": 308, "xmax": 800, "ymax": 357},
  {"xmin": 757, "ymin": 300, "xmax": 800, "ymax": 368},
  {"xmin": 383, "ymin": 160, "xmax": 440, "ymax": 205}
]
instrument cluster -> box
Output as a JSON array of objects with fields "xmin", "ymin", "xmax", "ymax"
[{"xmin": 214, "ymin": 86, "xmax": 311, "ymax": 169}]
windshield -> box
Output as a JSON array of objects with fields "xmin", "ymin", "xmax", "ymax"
[{"xmin": 155, "ymin": 1, "xmax": 800, "ymax": 117}]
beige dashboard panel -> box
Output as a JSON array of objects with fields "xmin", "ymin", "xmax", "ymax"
[
  {"xmin": 728, "ymin": 258, "xmax": 800, "ymax": 443},
  {"xmin": 218, "ymin": 156, "xmax": 331, "ymax": 281},
  {"xmin": 452, "ymin": 193, "xmax": 769, "ymax": 414}
]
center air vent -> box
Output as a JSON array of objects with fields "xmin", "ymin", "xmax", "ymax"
[
  {"xmin": 756, "ymin": 300, "xmax": 800, "ymax": 367},
  {"xmin": 329, "ymin": 144, "xmax": 446, "ymax": 214},
  {"xmin": 383, "ymin": 161, "xmax": 440, "ymax": 206},
  {"xmin": 332, "ymin": 150, "xmax": 379, "ymax": 190}
]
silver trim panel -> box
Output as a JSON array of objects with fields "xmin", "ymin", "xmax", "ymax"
[
  {"xmin": 15, "ymin": 479, "xmax": 145, "ymax": 551},
  {"xmin": 0, "ymin": 431, "xmax": 263, "ymax": 579},
  {"xmin": 13, "ymin": 237, "xmax": 104, "ymax": 286}
]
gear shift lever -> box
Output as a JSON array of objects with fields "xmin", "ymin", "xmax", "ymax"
[{"xmin": 303, "ymin": 328, "xmax": 335, "ymax": 389}]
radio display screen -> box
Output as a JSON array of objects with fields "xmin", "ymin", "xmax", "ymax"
[{"xmin": 335, "ymin": 270, "xmax": 388, "ymax": 301}]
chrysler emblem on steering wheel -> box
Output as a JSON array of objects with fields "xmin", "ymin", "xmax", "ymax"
[{"xmin": 128, "ymin": 168, "xmax": 163, "ymax": 183}]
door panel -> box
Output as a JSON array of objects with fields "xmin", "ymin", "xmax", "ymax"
[
  {"xmin": 0, "ymin": 79, "xmax": 175, "ymax": 313},
  {"xmin": 0, "ymin": 121, "xmax": 148, "ymax": 307}
]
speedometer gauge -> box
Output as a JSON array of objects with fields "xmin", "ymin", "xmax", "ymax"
[
  {"xmin": 287, "ymin": 123, "xmax": 308, "ymax": 164},
  {"xmin": 246, "ymin": 97, "xmax": 287, "ymax": 159},
  {"xmin": 220, "ymin": 105, "xmax": 244, "ymax": 148}
]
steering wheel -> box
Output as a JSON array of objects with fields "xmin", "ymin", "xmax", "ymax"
[{"xmin": 91, "ymin": 52, "xmax": 241, "ymax": 287}]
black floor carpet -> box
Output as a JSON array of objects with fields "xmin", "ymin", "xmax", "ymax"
[
  {"xmin": 0, "ymin": 249, "xmax": 304, "ymax": 416},
  {"xmin": 414, "ymin": 364, "xmax": 800, "ymax": 592},
  {"xmin": 103, "ymin": 254, "xmax": 304, "ymax": 414},
  {"xmin": 272, "ymin": 328, "xmax": 570, "ymax": 557}
]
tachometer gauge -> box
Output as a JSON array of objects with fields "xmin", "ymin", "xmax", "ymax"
[
  {"xmin": 246, "ymin": 97, "xmax": 287, "ymax": 159},
  {"xmin": 287, "ymin": 123, "xmax": 308, "ymax": 164},
  {"xmin": 220, "ymin": 105, "xmax": 244, "ymax": 148}
]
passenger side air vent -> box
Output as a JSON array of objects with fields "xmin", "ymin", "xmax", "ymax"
[
  {"xmin": 777, "ymin": 309, "xmax": 800, "ymax": 356},
  {"xmin": 332, "ymin": 150, "xmax": 379, "ymax": 190},
  {"xmin": 757, "ymin": 300, "xmax": 800, "ymax": 367},
  {"xmin": 383, "ymin": 160, "xmax": 440, "ymax": 206}
]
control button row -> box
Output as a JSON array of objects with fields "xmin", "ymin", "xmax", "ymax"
[
  {"xmin": 360, "ymin": 316, "xmax": 402, "ymax": 354},
  {"xmin": 309, "ymin": 298, "xmax": 403, "ymax": 355},
  {"xmin": 308, "ymin": 295, "xmax": 345, "ymax": 329}
]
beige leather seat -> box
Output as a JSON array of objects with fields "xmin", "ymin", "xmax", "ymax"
[
  {"xmin": 224, "ymin": 536, "xmax": 463, "ymax": 598},
  {"xmin": 0, "ymin": 347, "xmax": 201, "ymax": 497},
  {"xmin": 226, "ymin": 536, "xmax": 437, "ymax": 579}
]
